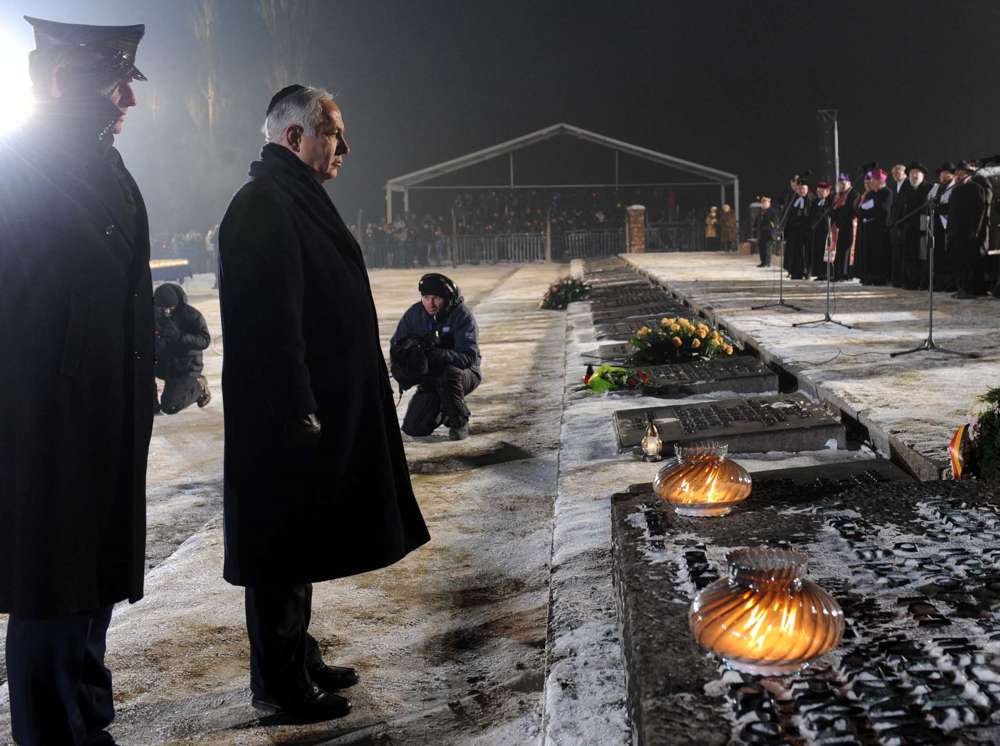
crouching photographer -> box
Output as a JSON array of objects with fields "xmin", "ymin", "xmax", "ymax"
[
  {"xmin": 153, "ymin": 283, "xmax": 211, "ymax": 414},
  {"xmin": 390, "ymin": 273, "xmax": 481, "ymax": 440}
]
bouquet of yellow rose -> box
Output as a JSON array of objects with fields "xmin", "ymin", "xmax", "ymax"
[{"xmin": 627, "ymin": 316, "xmax": 734, "ymax": 364}]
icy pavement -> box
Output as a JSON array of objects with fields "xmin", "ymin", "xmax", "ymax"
[
  {"xmin": 625, "ymin": 252, "xmax": 1000, "ymax": 479},
  {"xmin": 0, "ymin": 265, "xmax": 566, "ymax": 745}
]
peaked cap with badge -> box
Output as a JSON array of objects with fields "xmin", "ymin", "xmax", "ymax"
[{"xmin": 25, "ymin": 15, "xmax": 146, "ymax": 95}]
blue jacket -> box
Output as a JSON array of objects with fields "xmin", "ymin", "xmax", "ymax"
[{"xmin": 391, "ymin": 297, "xmax": 481, "ymax": 379}]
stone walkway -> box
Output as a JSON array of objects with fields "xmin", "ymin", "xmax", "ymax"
[{"xmin": 625, "ymin": 252, "xmax": 1000, "ymax": 479}]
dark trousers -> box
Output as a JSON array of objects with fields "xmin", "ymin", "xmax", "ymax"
[
  {"xmin": 395, "ymin": 365, "xmax": 480, "ymax": 433},
  {"xmin": 245, "ymin": 583, "xmax": 326, "ymax": 702},
  {"xmin": 6, "ymin": 605, "xmax": 116, "ymax": 746},
  {"xmin": 785, "ymin": 233, "xmax": 808, "ymax": 278},
  {"xmin": 159, "ymin": 374, "xmax": 202, "ymax": 414},
  {"xmin": 890, "ymin": 227, "xmax": 905, "ymax": 287},
  {"xmin": 758, "ymin": 237, "xmax": 772, "ymax": 266},
  {"xmin": 955, "ymin": 243, "xmax": 985, "ymax": 295}
]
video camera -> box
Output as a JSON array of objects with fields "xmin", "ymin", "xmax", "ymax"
[{"xmin": 391, "ymin": 332, "xmax": 441, "ymax": 379}]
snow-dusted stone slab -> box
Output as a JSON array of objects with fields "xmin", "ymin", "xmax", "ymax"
[
  {"xmin": 594, "ymin": 315, "xmax": 691, "ymax": 341},
  {"xmin": 613, "ymin": 393, "xmax": 845, "ymax": 455},
  {"xmin": 638, "ymin": 357, "xmax": 779, "ymax": 398},
  {"xmin": 590, "ymin": 288, "xmax": 674, "ymax": 310},
  {"xmin": 611, "ymin": 477, "xmax": 1000, "ymax": 745},
  {"xmin": 591, "ymin": 304, "xmax": 691, "ymax": 325},
  {"xmin": 592, "ymin": 342, "xmax": 631, "ymax": 361}
]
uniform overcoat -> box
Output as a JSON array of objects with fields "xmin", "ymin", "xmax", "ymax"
[
  {"xmin": 0, "ymin": 121, "xmax": 154, "ymax": 617},
  {"xmin": 218, "ymin": 144, "xmax": 429, "ymax": 586}
]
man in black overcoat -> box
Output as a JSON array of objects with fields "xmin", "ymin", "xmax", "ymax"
[
  {"xmin": 752, "ymin": 196, "xmax": 778, "ymax": 267},
  {"xmin": 856, "ymin": 169, "xmax": 894, "ymax": 285},
  {"xmin": 218, "ymin": 85, "xmax": 430, "ymax": 720},
  {"xmin": 929, "ymin": 163, "xmax": 958, "ymax": 291},
  {"xmin": 830, "ymin": 174, "xmax": 859, "ymax": 281},
  {"xmin": 808, "ymin": 181, "xmax": 833, "ymax": 279},
  {"xmin": 0, "ymin": 16, "xmax": 153, "ymax": 746},
  {"xmin": 889, "ymin": 163, "xmax": 911, "ymax": 287},
  {"xmin": 783, "ymin": 181, "xmax": 814, "ymax": 279},
  {"xmin": 899, "ymin": 162, "xmax": 932, "ymax": 290},
  {"xmin": 948, "ymin": 161, "xmax": 990, "ymax": 298}
]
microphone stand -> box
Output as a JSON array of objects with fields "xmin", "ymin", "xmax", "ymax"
[
  {"xmin": 890, "ymin": 192, "xmax": 977, "ymax": 358},
  {"xmin": 794, "ymin": 213, "xmax": 852, "ymax": 328},
  {"xmin": 753, "ymin": 186, "xmax": 803, "ymax": 311}
]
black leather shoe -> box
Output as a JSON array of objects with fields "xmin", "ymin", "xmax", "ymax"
[
  {"xmin": 309, "ymin": 663, "xmax": 360, "ymax": 691},
  {"xmin": 252, "ymin": 684, "xmax": 351, "ymax": 721}
]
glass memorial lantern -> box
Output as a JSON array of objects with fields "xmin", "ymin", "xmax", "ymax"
[
  {"xmin": 653, "ymin": 442, "xmax": 751, "ymax": 517},
  {"xmin": 640, "ymin": 418, "xmax": 663, "ymax": 461},
  {"xmin": 689, "ymin": 547, "xmax": 844, "ymax": 675}
]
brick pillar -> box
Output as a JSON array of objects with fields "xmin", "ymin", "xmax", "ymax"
[{"xmin": 626, "ymin": 204, "xmax": 646, "ymax": 253}]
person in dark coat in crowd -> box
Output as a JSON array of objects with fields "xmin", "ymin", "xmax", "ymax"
[
  {"xmin": 719, "ymin": 204, "xmax": 738, "ymax": 252},
  {"xmin": 929, "ymin": 162, "xmax": 958, "ymax": 291},
  {"xmin": 808, "ymin": 181, "xmax": 833, "ymax": 279},
  {"xmin": 153, "ymin": 282, "xmax": 211, "ymax": 414},
  {"xmin": 390, "ymin": 273, "xmax": 481, "ymax": 441},
  {"xmin": 218, "ymin": 84, "xmax": 430, "ymax": 721},
  {"xmin": 899, "ymin": 162, "xmax": 932, "ymax": 290},
  {"xmin": 752, "ymin": 196, "xmax": 778, "ymax": 267},
  {"xmin": 947, "ymin": 161, "xmax": 991, "ymax": 298},
  {"xmin": 784, "ymin": 181, "xmax": 814, "ymax": 279},
  {"xmin": 888, "ymin": 163, "xmax": 910, "ymax": 287},
  {"xmin": 830, "ymin": 174, "xmax": 859, "ymax": 281},
  {"xmin": 855, "ymin": 169, "xmax": 894, "ymax": 285},
  {"xmin": 0, "ymin": 17, "xmax": 153, "ymax": 746}
]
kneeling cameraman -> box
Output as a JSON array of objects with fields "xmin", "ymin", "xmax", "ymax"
[
  {"xmin": 153, "ymin": 283, "xmax": 212, "ymax": 414},
  {"xmin": 390, "ymin": 274, "xmax": 481, "ymax": 440}
]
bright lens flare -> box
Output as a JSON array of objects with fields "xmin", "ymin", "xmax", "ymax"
[{"xmin": 0, "ymin": 29, "xmax": 34, "ymax": 135}]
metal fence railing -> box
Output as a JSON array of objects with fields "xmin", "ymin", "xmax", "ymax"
[
  {"xmin": 450, "ymin": 233, "xmax": 546, "ymax": 264},
  {"xmin": 560, "ymin": 228, "xmax": 626, "ymax": 258},
  {"xmin": 646, "ymin": 221, "xmax": 702, "ymax": 252}
]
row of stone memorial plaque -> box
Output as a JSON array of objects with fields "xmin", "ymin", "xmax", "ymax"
[
  {"xmin": 579, "ymin": 258, "xmax": 845, "ymax": 457},
  {"xmin": 580, "ymin": 259, "xmax": 1000, "ymax": 743},
  {"xmin": 612, "ymin": 475, "xmax": 1000, "ymax": 746}
]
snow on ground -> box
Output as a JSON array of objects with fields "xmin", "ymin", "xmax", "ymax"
[
  {"xmin": 0, "ymin": 265, "xmax": 568, "ymax": 745},
  {"xmin": 625, "ymin": 252, "xmax": 1000, "ymax": 478},
  {"xmin": 3, "ymin": 253, "xmax": 959, "ymax": 745}
]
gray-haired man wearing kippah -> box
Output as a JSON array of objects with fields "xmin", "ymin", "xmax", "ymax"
[{"xmin": 217, "ymin": 85, "xmax": 430, "ymax": 721}]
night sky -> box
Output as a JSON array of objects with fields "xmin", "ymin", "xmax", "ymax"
[{"xmin": 3, "ymin": 0, "xmax": 998, "ymax": 235}]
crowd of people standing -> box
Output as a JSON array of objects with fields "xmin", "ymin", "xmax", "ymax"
[{"xmin": 753, "ymin": 161, "xmax": 996, "ymax": 298}]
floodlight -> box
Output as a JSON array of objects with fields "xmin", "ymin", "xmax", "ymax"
[{"xmin": 0, "ymin": 29, "xmax": 34, "ymax": 135}]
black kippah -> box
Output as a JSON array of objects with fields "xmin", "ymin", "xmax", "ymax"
[{"xmin": 266, "ymin": 84, "xmax": 306, "ymax": 116}]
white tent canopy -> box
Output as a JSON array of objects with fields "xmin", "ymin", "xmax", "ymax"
[{"xmin": 385, "ymin": 122, "xmax": 739, "ymax": 227}]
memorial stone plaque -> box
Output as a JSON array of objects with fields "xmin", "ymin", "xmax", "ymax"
[
  {"xmin": 613, "ymin": 393, "xmax": 845, "ymax": 454},
  {"xmin": 611, "ymin": 478, "xmax": 1000, "ymax": 746},
  {"xmin": 590, "ymin": 288, "xmax": 674, "ymax": 311},
  {"xmin": 637, "ymin": 356, "xmax": 778, "ymax": 397},
  {"xmin": 590, "ymin": 303, "xmax": 689, "ymax": 325},
  {"xmin": 592, "ymin": 342, "xmax": 631, "ymax": 362},
  {"xmin": 594, "ymin": 313, "xmax": 705, "ymax": 340}
]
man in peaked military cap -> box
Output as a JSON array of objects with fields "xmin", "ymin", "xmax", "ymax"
[{"xmin": 0, "ymin": 16, "xmax": 152, "ymax": 746}]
